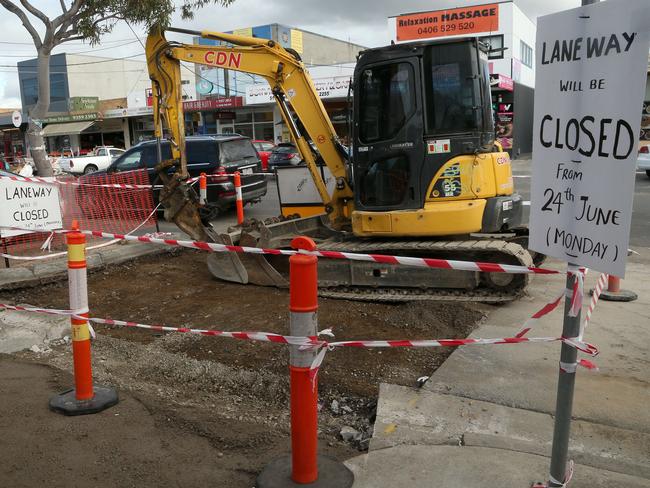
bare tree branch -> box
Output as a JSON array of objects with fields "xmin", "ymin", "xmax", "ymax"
[
  {"xmin": 52, "ymin": 0, "xmax": 82, "ymax": 30},
  {"xmin": 0, "ymin": 0, "xmax": 42, "ymax": 48},
  {"xmin": 19, "ymin": 0, "xmax": 50, "ymax": 27},
  {"xmin": 59, "ymin": 0, "xmax": 66, "ymax": 13}
]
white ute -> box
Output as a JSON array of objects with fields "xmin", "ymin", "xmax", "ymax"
[{"xmin": 59, "ymin": 146, "xmax": 125, "ymax": 175}]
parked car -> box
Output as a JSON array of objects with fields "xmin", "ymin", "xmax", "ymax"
[
  {"xmin": 637, "ymin": 145, "xmax": 650, "ymax": 178},
  {"xmin": 268, "ymin": 143, "xmax": 301, "ymax": 170},
  {"xmin": 59, "ymin": 146, "xmax": 126, "ymax": 175},
  {"xmin": 79, "ymin": 135, "xmax": 267, "ymax": 219},
  {"xmin": 252, "ymin": 140, "xmax": 275, "ymax": 171}
]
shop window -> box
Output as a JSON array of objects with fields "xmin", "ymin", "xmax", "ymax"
[
  {"xmin": 254, "ymin": 111, "xmax": 273, "ymax": 122},
  {"xmin": 235, "ymin": 111, "xmax": 253, "ymax": 123},
  {"xmin": 520, "ymin": 41, "xmax": 533, "ymax": 68},
  {"xmin": 255, "ymin": 122, "xmax": 274, "ymax": 141},
  {"xmin": 50, "ymin": 73, "xmax": 66, "ymax": 102},
  {"xmin": 481, "ymin": 35, "xmax": 504, "ymax": 60},
  {"xmin": 234, "ymin": 124, "xmax": 254, "ymax": 139}
]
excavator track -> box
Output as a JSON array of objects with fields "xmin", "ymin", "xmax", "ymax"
[{"xmin": 313, "ymin": 238, "xmax": 534, "ymax": 303}]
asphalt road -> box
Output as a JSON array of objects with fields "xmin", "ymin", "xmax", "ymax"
[{"xmin": 511, "ymin": 159, "xmax": 650, "ymax": 249}]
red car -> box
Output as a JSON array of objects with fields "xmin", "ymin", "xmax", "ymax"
[{"xmin": 252, "ymin": 140, "xmax": 275, "ymax": 170}]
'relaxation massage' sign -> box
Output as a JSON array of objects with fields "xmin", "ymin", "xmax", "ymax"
[
  {"xmin": 0, "ymin": 179, "xmax": 63, "ymax": 238},
  {"xmin": 529, "ymin": 0, "xmax": 650, "ymax": 277}
]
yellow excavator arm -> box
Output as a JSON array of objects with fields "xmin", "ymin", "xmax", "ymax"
[{"xmin": 145, "ymin": 27, "xmax": 353, "ymax": 228}]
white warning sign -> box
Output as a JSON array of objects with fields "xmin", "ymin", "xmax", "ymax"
[{"xmin": 0, "ymin": 179, "xmax": 63, "ymax": 238}]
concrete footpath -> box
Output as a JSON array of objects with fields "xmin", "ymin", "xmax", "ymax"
[{"xmin": 346, "ymin": 250, "xmax": 650, "ymax": 487}]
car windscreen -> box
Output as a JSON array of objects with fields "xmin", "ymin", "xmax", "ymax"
[
  {"xmin": 273, "ymin": 145, "xmax": 296, "ymax": 154},
  {"xmin": 219, "ymin": 139, "xmax": 257, "ymax": 163}
]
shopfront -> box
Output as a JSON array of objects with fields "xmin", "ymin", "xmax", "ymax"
[
  {"xmin": 244, "ymin": 76, "xmax": 351, "ymax": 143},
  {"xmin": 184, "ymin": 96, "xmax": 277, "ymax": 141},
  {"xmin": 0, "ymin": 110, "xmax": 26, "ymax": 161}
]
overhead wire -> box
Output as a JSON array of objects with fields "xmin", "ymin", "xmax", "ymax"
[{"xmin": 0, "ymin": 40, "xmax": 141, "ymax": 57}]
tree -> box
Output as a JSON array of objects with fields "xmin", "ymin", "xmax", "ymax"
[{"xmin": 0, "ymin": 0, "xmax": 234, "ymax": 176}]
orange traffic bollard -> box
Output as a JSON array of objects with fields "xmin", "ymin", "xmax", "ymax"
[
  {"xmin": 49, "ymin": 220, "xmax": 119, "ymax": 416},
  {"xmin": 234, "ymin": 171, "xmax": 244, "ymax": 225},
  {"xmin": 600, "ymin": 275, "xmax": 637, "ymax": 302},
  {"xmin": 199, "ymin": 172, "xmax": 207, "ymax": 206},
  {"xmin": 257, "ymin": 236, "xmax": 353, "ymax": 488}
]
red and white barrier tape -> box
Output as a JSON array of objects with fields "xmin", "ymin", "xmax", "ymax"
[
  {"xmin": 583, "ymin": 272, "xmax": 607, "ymax": 337},
  {"xmin": 0, "ymin": 302, "xmax": 600, "ymax": 356},
  {"xmin": 0, "ymin": 173, "xmax": 163, "ymax": 190},
  {"xmin": 567, "ymin": 265, "xmax": 586, "ymax": 317},
  {"xmin": 0, "ymin": 225, "xmax": 559, "ymax": 276},
  {"xmin": 0, "ymin": 204, "xmax": 161, "ymax": 262},
  {"xmin": 205, "ymin": 172, "xmax": 274, "ymax": 179}
]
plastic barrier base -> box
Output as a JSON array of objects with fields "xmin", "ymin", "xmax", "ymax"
[
  {"xmin": 599, "ymin": 289, "xmax": 638, "ymax": 302},
  {"xmin": 257, "ymin": 455, "xmax": 354, "ymax": 488},
  {"xmin": 49, "ymin": 386, "xmax": 119, "ymax": 416}
]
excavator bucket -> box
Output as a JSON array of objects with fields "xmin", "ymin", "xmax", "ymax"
[{"xmin": 206, "ymin": 214, "xmax": 339, "ymax": 287}]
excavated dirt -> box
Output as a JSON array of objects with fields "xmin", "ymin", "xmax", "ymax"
[{"xmin": 0, "ymin": 250, "xmax": 489, "ymax": 487}]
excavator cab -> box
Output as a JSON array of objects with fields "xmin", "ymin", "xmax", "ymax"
[{"xmin": 351, "ymin": 38, "xmax": 523, "ymax": 237}]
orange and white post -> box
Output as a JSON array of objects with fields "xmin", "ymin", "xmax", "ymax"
[
  {"xmin": 199, "ymin": 172, "xmax": 207, "ymax": 206},
  {"xmin": 234, "ymin": 171, "xmax": 244, "ymax": 225},
  {"xmin": 49, "ymin": 221, "xmax": 118, "ymax": 416},
  {"xmin": 256, "ymin": 237, "xmax": 353, "ymax": 487},
  {"xmin": 288, "ymin": 236, "xmax": 319, "ymax": 484}
]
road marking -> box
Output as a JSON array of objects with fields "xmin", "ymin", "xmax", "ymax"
[{"xmin": 513, "ymin": 175, "xmax": 531, "ymax": 178}]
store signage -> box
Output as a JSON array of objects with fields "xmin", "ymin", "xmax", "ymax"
[
  {"xmin": 490, "ymin": 74, "xmax": 514, "ymax": 91},
  {"xmin": 0, "ymin": 178, "xmax": 63, "ymax": 238},
  {"xmin": 395, "ymin": 3, "xmax": 499, "ymax": 42},
  {"xmin": 246, "ymin": 85, "xmax": 275, "ymax": 105},
  {"xmin": 103, "ymin": 106, "xmax": 153, "ymax": 118},
  {"xmin": 183, "ymin": 97, "xmax": 243, "ymax": 111},
  {"xmin": 246, "ymin": 76, "xmax": 350, "ymax": 105},
  {"xmin": 68, "ymin": 96, "xmax": 99, "ymax": 112},
  {"xmin": 40, "ymin": 112, "xmax": 98, "ymax": 124},
  {"xmin": 11, "ymin": 110, "xmax": 22, "ymax": 127},
  {"xmin": 529, "ymin": 0, "xmax": 650, "ymax": 277}
]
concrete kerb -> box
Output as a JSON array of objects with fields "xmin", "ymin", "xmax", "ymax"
[
  {"xmin": 345, "ymin": 445, "xmax": 650, "ymax": 488},
  {"xmin": 0, "ymin": 242, "xmax": 172, "ymax": 291},
  {"xmin": 370, "ymin": 384, "xmax": 650, "ymax": 480}
]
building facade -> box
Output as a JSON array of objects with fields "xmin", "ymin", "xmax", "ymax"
[
  {"xmin": 17, "ymin": 53, "xmax": 196, "ymax": 154},
  {"xmin": 388, "ymin": 1, "xmax": 536, "ymax": 155}
]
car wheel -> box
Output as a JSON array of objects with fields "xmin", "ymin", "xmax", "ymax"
[
  {"xmin": 83, "ymin": 164, "xmax": 98, "ymax": 174},
  {"xmin": 646, "ymin": 170, "xmax": 650, "ymax": 178}
]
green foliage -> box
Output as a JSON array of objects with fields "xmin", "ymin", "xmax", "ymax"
[{"xmin": 75, "ymin": 0, "xmax": 235, "ymax": 44}]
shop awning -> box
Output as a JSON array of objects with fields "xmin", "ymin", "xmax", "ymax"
[{"xmin": 42, "ymin": 120, "xmax": 95, "ymax": 137}]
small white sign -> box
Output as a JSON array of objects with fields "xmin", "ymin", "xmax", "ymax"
[
  {"xmin": 245, "ymin": 75, "xmax": 351, "ymax": 105},
  {"xmin": 0, "ymin": 179, "xmax": 63, "ymax": 238},
  {"xmin": 427, "ymin": 139, "xmax": 451, "ymax": 154},
  {"xmin": 276, "ymin": 165, "xmax": 336, "ymax": 205},
  {"xmin": 529, "ymin": 0, "xmax": 650, "ymax": 277},
  {"xmin": 11, "ymin": 110, "xmax": 22, "ymax": 128}
]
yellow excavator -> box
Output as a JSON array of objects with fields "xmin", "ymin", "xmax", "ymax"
[{"xmin": 145, "ymin": 27, "xmax": 537, "ymax": 302}]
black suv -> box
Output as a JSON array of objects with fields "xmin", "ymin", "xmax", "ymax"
[{"xmin": 85, "ymin": 135, "xmax": 267, "ymax": 217}]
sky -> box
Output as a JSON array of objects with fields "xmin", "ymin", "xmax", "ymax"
[{"xmin": 0, "ymin": 0, "xmax": 582, "ymax": 108}]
